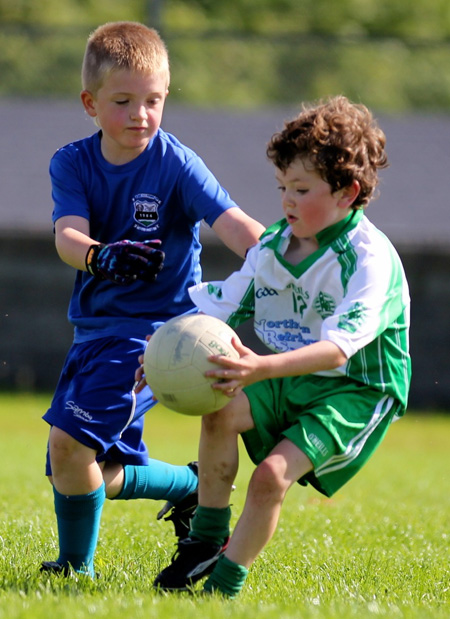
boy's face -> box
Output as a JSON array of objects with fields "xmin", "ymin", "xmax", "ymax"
[
  {"xmin": 275, "ymin": 158, "xmax": 358, "ymax": 240},
  {"xmin": 81, "ymin": 69, "xmax": 169, "ymax": 165}
]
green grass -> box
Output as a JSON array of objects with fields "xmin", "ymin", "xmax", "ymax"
[{"xmin": 0, "ymin": 393, "xmax": 448, "ymax": 618}]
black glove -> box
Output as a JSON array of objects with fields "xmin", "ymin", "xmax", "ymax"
[{"xmin": 85, "ymin": 239, "xmax": 164, "ymax": 285}]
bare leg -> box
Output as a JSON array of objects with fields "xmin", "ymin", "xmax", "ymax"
[
  {"xmin": 225, "ymin": 438, "xmax": 313, "ymax": 568},
  {"xmin": 198, "ymin": 392, "xmax": 255, "ymax": 509},
  {"xmin": 45, "ymin": 426, "xmax": 106, "ymax": 575},
  {"xmin": 102, "ymin": 462, "xmax": 125, "ymax": 498},
  {"xmin": 49, "ymin": 426, "xmax": 103, "ymax": 494}
]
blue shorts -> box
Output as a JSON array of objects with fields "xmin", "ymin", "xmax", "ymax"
[{"xmin": 43, "ymin": 337, "xmax": 157, "ymax": 475}]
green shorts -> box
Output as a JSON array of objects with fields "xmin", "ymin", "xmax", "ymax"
[{"xmin": 242, "ymin": 374, "xmax": 403, "ymax": 497}]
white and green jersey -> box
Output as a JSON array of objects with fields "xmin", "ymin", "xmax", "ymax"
[{"xmin": 189, "ymin": 210, "xmax": 411, "ymax": 410}]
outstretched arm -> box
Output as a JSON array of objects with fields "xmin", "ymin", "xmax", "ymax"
[
  {"xmin": 212, "ymin": 207, "xmax": 265, "ymax": 259},
  {"xmin": 206, "ymin": 338, "xmax": 348, "ymax": 396},
  {"xmin": 54, "ymin": 215, "xmax": 93, "ymax": 270}
]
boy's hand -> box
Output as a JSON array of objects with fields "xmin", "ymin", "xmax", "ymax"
[
  {"xmin": 133, "ymin": 335, "xmax": 151, "ymax": 394},
  {"xmin": 86, "ymin": 240, "xmax": 164, "ymax": 285},
  {"xmin": 205, "ymin": 337, "xmax": 266, "ymax": 398}
]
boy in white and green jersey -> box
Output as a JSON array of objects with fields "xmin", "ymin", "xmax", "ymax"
[
  {"xmin": 149, "ymin": 96, "xmax": 411, "ymax": 597},
  {"xmin": 196, "ymin": 209, "xmax": 410, "ymax": 410}
]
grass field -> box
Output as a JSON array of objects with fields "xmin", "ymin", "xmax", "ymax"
[{"xmin": 0, "ymin": 393, "xmax": 448, "ymax": 618}]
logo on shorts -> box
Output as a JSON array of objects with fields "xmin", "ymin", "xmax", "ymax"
[
  {"xmin": 66, "ymin": 400, "xmax": 93, "ymax": 422},
  {"xmin": 133, "ymin": 193, "xmax": 161, "ymax": 230},
  {"xmin": 308, "ymin": 433, "xmax": 329, "ymax": 456}
]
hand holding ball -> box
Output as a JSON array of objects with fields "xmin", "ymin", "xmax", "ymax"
[{"xmin": 143, "ymin": 314, "xmax": 240, "ymax": 415}]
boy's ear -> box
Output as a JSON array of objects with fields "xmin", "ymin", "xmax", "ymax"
[
  {"xmin": 337, "ymin": 180, "xmax": 361, "ymax": 208},
  {"xmin": 80, "ymin": 90, "xmax": 97, "ymax": 118}
]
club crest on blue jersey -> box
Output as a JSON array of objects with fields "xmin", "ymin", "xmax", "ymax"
[{"xmin": 133, "ymin": 193, "xmax": 161, "ymax": 229}]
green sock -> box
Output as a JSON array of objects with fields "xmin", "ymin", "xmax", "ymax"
[
  {"xmin": 190, "ymin": 505, "xmax": 231, "ymax": 545},
  {"xmin": 203, "ymin": 554, "xmax": 248, "ymax": 598}
]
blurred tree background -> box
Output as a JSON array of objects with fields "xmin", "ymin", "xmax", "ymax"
[{"xmin": 1, "ymin": 0, "xmax": 450, "ymax": 111}]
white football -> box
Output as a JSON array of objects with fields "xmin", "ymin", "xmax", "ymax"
[{"xmin": 143, "ymin": 313, "xmax": 240, "ymax": 415}]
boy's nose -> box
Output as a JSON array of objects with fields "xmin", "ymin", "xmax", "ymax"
[
  {"xmin": 130, "ymin": 105, "xmax": 147, "ymax": 120},
  {"xmin": 282, "ymin": 194, "xmax": 295, "ymax": 209}
]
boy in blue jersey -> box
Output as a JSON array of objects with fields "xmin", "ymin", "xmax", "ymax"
[
  {"xmin": 40, "ymin": 21, "xmax": 265, "ymax": 578},
  {"xmin": 143, "ymin": 96, "xmax": 411, "ymax": 597}
]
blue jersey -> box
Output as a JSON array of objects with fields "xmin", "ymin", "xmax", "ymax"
[{"xmin": 50, "ymin": 129, "xmax": 237, "ymax": 342}]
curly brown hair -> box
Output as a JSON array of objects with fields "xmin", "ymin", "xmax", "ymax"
[{"xmin": 266, "ymin": 96, "xmax": 388, "ymax": 209}]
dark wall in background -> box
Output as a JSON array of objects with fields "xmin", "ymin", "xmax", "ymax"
[{"xmin": 0, "ymin": 234, "xmax": 448, "ymax": 410}]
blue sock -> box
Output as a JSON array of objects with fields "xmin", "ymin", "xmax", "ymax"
[
  {"xmin": 53, "ymin": 483, "xmax": 105, "ymax": 577},
  {"xmin": 114, "ymin": 459, "xmax": 198, "ymax": 504}
]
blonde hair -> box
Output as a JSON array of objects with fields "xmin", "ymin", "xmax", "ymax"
[
  {"xmin": 267, "ymin": 95, "xmax": 388, "ymax": 209},
  {"xmin": 81, "ymin": 21, "xmax": 170, "ymax": 93}
]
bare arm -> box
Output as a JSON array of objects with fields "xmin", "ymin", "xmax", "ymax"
[
  {"xmin": 254, "ymin": 340, "xmax": 348, "ymax": 381},
  {"xmin": 206, "ymin": 338, "xmax": 348, "ymax": 395},
  {"xmin": 211, "ymin": 207, "xmax": 265, "ymax": 259},
  {"xmin": 54, "ymin": 215, "xmax": 95, "ymax": 271}
]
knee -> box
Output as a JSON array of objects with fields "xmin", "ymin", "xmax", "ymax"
[
  {"xmin": 49, "ymin": 426, "xmax": 77, "ymax": 453},
  {"xmin": 48, "ymin": 427, "xmax": 87, "ymax": 468},
  {"xmin": 249, "ymin": 458, "xmax": 288, "ymax": 503},
  {"xmin": 202, "ymin": 407, "xmax": 233, "ymax": 435},
  {"xmin": 202, "ymin": 395, "xmax": 246, "ymax": 436}
]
